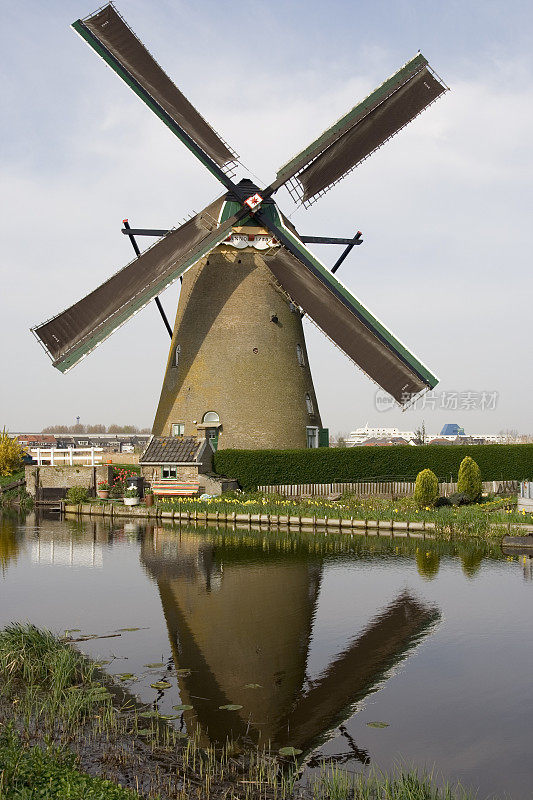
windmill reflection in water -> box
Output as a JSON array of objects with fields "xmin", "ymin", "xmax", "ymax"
[{"xmin": 141, "ymin": 528, "xmax": 440, "ymax": 762}]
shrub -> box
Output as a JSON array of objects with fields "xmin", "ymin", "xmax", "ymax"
[
  {"xmin": 214, "ymin": 443, "xmax": 533, "ymax": 490},
  {"xmin": 449, "ymin": 492, "xmax": 472, "ymax": 506},
  {"xmin": 457, "ymin": 456, "xmax": 483, "ymax": 502},
  {"xmin": 434, "ymin": 496, "xmax": 451, "ymax": 508},
  {"xmin": 0, "ymin": 429, "xmax": 24, "ymax": 477},
  {"xmin": 66, "ymin": 486, "xmax": 89, "ymax": 504},
  {"xmin": 413, "ymin": 469, "xmax": 438, "ymax": 508}
]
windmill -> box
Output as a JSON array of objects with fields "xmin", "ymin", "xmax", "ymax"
[{"xmin": 33, "ymin": 4, "xmax": 448, "ymax": 450}]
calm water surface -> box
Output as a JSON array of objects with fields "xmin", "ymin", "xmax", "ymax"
[{"xmin": 1, "ymin": 512, "xmax": 532, "ymax": 799}]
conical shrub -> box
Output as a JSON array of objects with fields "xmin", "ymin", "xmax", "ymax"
[
  {"xmin": 457, "ymin": 456, "xmax": 482, "ymax": 502},
  {"xmin": 414, "ymin": 468, "xmax": 438, "ymax": 508}
]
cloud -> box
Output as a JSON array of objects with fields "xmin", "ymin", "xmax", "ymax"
[{"xmin": 1, "ymin": 5, "xmax": 531, "ymax": 434}]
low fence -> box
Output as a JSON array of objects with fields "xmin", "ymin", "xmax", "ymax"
[
  {"xmin": 257, "ymin": 479, "xmax": 518, "ymax": 499},
  {"xmin": 30, "ymin": 447, "xmax": 103, "ymax": 466}
]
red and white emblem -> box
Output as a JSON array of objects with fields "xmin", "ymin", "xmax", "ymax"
[{"xmin": 244, "ymin": 193, "xmax": 263, "ymax": 211}]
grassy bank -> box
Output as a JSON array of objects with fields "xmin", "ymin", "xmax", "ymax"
[
  {"xmin": 0, "ymin": 471, "xmax": 24, "ymax": 489},
  {"xmin": 0, "ymin": 471, "xmax": 31, "ymax": 511},
  {"xmin": 152, "ymin": 492, "xmax": 530, "ymax": 537},
  {"xmin": 0, "ymin": 624, "xmax": 479, "ymax": 799}
]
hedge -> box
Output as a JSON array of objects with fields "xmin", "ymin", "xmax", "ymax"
[{"xmin": 213, "ymin": 444, "xmax": 533, "ymax": 491}]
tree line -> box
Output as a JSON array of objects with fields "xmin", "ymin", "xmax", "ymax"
[{"xmin": 41, "ymin": 424, "xmax": 151, "ymax": 434}]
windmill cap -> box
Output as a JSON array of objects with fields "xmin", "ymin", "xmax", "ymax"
[{"xmin": 225, "ymin": 178, "xmax": 275, "ymax": 206}]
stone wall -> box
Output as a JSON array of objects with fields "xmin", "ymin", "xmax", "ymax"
[{"xmin": 25, "ymin": 465, "xmax": 112, "ymax": 499}]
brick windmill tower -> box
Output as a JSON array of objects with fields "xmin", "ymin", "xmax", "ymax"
[{"xmin": 33, "ymin": 4, "xmax": 448, "ymax": 450}]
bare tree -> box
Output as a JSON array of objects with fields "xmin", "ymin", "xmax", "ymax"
[
  {"xmin": 498, "ymin": 428, "xmax": 519, "ymax": 443},
  {"xmin": 413, "ymin": 421, "xmax": 427, "ymax": 446}
]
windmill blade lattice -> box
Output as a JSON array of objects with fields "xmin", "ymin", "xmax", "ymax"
[{"xmin": 272, "ymin": 54, "xmax": 447, "ymax": 206}]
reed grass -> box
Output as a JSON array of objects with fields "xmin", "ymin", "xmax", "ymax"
[{"xmin": 308, "ymin": 764, "xmax": 475, "ymax": 799}]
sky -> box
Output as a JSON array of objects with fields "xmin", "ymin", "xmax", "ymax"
[{"xmin": 1, "ymin": 0, "xmax": 532, "ymax": 437}]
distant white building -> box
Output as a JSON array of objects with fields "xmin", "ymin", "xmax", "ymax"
[
  {"xmin": 346, "ymin": 424, "xmax": 416, "ymax": 446},
  {"xmin": 346, "ymin": 423, "xmax": 507, "ymax": 447}
]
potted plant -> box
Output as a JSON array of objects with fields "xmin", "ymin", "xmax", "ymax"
[
  {"xmin": 97, "ymin": 480, "xmax": 110, "ymax": 499},
  {"xmin": 123, "ymin": 487, "xmax": 139, "ymax": 507},
  {"xmin": 144, "ymin": 488, "xmax": 154, "ymax": 507}
]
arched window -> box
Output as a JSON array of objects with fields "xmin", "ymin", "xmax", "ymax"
[
  {"xmin": 174, "ymin": 344, "xmax": 181, "ymax": 368},
  {"xmin": 296, "ymin": 344, "xmax": 305, "ymax": 366},
  {"xmin": 305, "ymin": 393, "xmax": 314, "ymax": 414},
  {"xmin": 202, "ymin": 411, "xmax": 220, "ymax": 424}
]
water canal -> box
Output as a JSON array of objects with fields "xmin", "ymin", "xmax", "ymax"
[{"xmin": 1, "ymin": 512, "xmax": 531, "ymax": 799}]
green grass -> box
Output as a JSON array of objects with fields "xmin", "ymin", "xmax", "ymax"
[
  {"xmin": 0, "ymin": 471, "xmax": 24, "ymax": 488},
  {"xmin": 0, "ymin": 725, "xmax": 141, "ymax": 799}
]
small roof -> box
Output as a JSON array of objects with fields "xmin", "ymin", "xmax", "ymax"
[{"xmin": 141, "ymin": 436, "xmax": 204, "ymax": 464}]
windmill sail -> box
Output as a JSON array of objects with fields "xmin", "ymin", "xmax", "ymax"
[
  {"xmin": 33, "ymin": 198, "xmax": 241, "ymax": 373},
  {"xmin": 74, "ymin": 4, "xmax": 237, "ymax": 178},
  {"xmin": 262, "ymin": 227, "xmax": 437, "ymax": 404},
  {"xmin": 273, "ymin": 54, "xmax": 446, "ymax": 205}
]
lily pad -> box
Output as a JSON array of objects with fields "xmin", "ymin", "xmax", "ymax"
[
  {"xmin": 136, "ymin": 728, "xmax": 155, "ymax": 736},
  {"xmin": 244, "ymin": 683, "xmax": 262, "ymax": 689},
  {"xmin": 144, "ymin": 662, "xmax": 165, "ymax": 669},
  {"xmin": 366, "ymin": 721, "xmax": 390, "ymax": 728},
  {"xmin": 219, "ymin": 704, "xmax": 243, "ymax": 711},
  {"xmin": 172, "ymin": 704, "xmax": 193, "ymax": 711},
  {"xmin": 151, "ymin": 680, "xmax": 172, "ymax": 690},
  {"xmin": 64, "ymin": 628, "xmax": 81, "ymax": 634},
  {"xmin": 116, "ymin": 627, "xmax": 142, "ymax": 632},
  {"xmin": 138, "ymin": 711, "xmax": 159, "ymax": 718},
  {"xmin": 159, "ymin": 714, "xmax": 180, "ymax": 720},
  {"xmin": 116, "ymin": 673, "xmax": 137, "ymax": 681},
  {"xmin": 278, "ymin": 747, "xmax": 302, "ymax": 757}
]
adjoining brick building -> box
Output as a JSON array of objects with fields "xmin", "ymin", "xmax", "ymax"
[{"xmin": 139, "ymin": 436, "xmax": 237, "ymax": 495}]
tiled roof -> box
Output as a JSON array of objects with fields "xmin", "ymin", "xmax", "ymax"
[{"xmin": 140, "ymin": 436, "xmax": 203, "ymax": 464}]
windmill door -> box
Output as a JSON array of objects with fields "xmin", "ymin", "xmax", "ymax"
[{"xmin": 207, "ymin": 428, "xmax": 219, "ymax": 451}]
